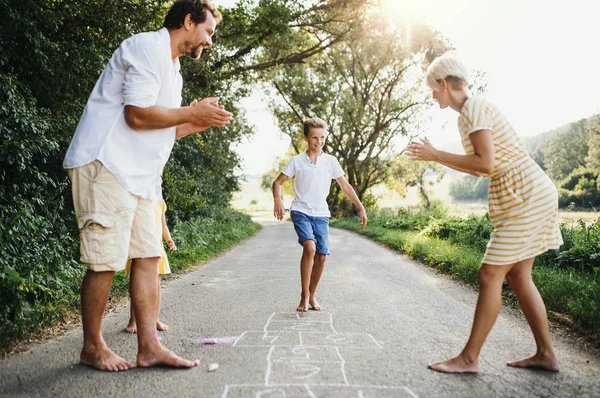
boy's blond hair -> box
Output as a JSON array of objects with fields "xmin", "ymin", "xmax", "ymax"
[
  {"xmin": 426, "ymin": 52, "xmax": 469, "ymax": 91},
  {"xmin": 303, "ymin": 117, "xmax": 328, "ymax": 136}
]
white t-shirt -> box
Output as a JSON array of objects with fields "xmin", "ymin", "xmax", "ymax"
[
  {"xmin": 63, "ymin": 28, "xmax": 183, "ymax": 199},
  {"xmin": 282, "ymin": 152, "xmax": 345, "ymax": 217}
]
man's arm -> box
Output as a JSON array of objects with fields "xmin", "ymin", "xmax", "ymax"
[
  {"xmin": 272, "ymin": 173, "xmax": 289, "ymax": 221},
  {"xmin": 335, "ymin": 176, "xmax": 368, "ymax": 229},
  {"xmin": 124, "ymin": 97, "xmax": 233, "ymax": 132}
]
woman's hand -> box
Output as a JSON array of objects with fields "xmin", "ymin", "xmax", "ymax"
[{"xmin": 404, "ymin": 137, "xmax": 438, "ymax": 162}]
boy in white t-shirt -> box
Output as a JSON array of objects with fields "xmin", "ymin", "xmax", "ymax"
[{"xmin": 273, "ymin": 117, "xmax": 367, "ymax": 312}]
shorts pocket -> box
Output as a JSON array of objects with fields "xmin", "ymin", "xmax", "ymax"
[{"xmin": 79, "ymin": 214, "xmax": 120, "ymax": 265}]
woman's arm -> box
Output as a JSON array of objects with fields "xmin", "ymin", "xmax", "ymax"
[{"xmin": 405, "ymin": 131, "xmax": 495, "ymax": 176}]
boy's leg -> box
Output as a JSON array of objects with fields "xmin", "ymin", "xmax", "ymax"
[
  {"xmin": 309, "ymin": 217, "xmax": 330, "ymax": 311},
  {"xmin": 309, "ymin": 253, "xmax": 326, "ymax": 310},
  {"xmin": 80, "ymin": 269, "xmax": 134, "ymax": 371},
  {"xmin": 156, "ymin": 275, "xmax": 168, "ymax": 331},
  {"xmin": 505, "ymin": 257, "xmax": 559, "ymax": 371},
  {"xmin": 429, "ymin": 263, "xmax": 511, "ymax": 374},
  {"xmin": 298, "ymin": 240, "xmax": 317, "ymax": 312}
]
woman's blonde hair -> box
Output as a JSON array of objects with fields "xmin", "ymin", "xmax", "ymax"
[{"xmin": 426, "ymin": 52, "xmax": 469, "ymax": 91}]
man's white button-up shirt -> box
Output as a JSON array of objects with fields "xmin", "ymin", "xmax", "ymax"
[{"xmin": 63, "ymin": 28, "xmax": 183, "ymax": 199}]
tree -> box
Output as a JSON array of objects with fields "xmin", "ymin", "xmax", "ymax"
[
  {"xmin": 267, "ymin": 9, "xmax": 449, "ymax": 215},
  {"xmin": 388, "ymin": 155, "xmax": 445, "ymax": 208},
  {"xmin": 585, "ymin": 114, "xmax": 600, "ymax": 184},
  {"xmin": 541, "ymin": 119, "xmax": 588, "ymax": 182}
]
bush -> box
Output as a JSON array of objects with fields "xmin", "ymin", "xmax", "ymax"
[{"xmin": 449, "ymin": 175, "xmax": 489, "ymax": 201}]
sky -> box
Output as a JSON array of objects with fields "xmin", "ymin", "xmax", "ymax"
[{"xmin": 215, "ymin": 0, "xmax": 600, "ymax": 175}]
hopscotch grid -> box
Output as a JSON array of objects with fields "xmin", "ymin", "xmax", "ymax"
[
  {"xmin": 263, "ymin": 312, "xmax": 276, "ymax": 332},
  {"xmin": 265, "ymin": 346, "xmax": 275, "ymax": 386},
  {"xmin": 335, "ymin": 346, "xmax": 350, "ymax": 386},
  {"xmin": 223, "ymin": 312, "xmax": 417, "ymax": 397},
  {"xmin": 231, "ymin": 331, "xmax": 248, "ymax": 347}
]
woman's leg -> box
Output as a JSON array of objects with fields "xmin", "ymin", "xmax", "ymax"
[
  {"xmin": 505, "ymin": 257, "xmax": 559, "ymax": 371},
  {"xmin": 429, "ymin": 263, "xmax": 511, "ymax": 373}
]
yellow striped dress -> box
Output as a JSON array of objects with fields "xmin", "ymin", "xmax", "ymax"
[{"xmin": 458, "ymin": 96, "xmax": 563, "ymax": 265}]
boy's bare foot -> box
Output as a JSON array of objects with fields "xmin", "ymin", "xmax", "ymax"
[
  {"xmin": 80, "ymin": 346, "xmax": 135, "ymax": 372},
  {"xmin": 507, "ymin": 353, "xmax": 560, "ymax": 372},
  {"xmin": 125, "ymin": 319, "xmax": 137, "ymax": 334},
  {"xmin": 428, "ymin": 355, "xmax": 479, "ymax": 374},
  {"xmin": 137, "ymin": 345, "xmax": 199, "ymax": 368},
  {"xmin": 157, "ymin": 320, "xmax": 169, "ymax": 332},
  {"xmin": 297, "ymin": 295, "xmax": 309, "ymax": 312},
  {"xmin": 309, "ymin": 298, "xmax": 321, "ymax": 311}
]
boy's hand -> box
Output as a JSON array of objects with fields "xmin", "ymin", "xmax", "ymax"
[
  {"xmin": 166, "ymin": 238, "xmax": 177, "ymax": 251},
  {"xmin": 274, "ymin": 200, "xmax": 285, "ymax": 221},
  {"xmin": 359, "ymin": 209, "xmax": 368, "ymax": 230}
]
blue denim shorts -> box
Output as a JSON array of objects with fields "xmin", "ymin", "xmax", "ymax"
[{"xmin": 290, "ymin": 210, "xmax": 330, "ymax": 255}]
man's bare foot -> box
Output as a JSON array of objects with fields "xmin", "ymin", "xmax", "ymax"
[
  {"xmin": 80, "ymin": 346, "xmax": 135, "ymax": 372},
  {"xmin": 157, "ymin": 320, "xmax": 169, "ymax": 332},
  {"xmin": 137, "ymin": 345, "xmax": 199, "ymax": 368},
  {"xmin": 309, "ymin": 297, "xmax": 321, "ymax": 311},
  {"xmin": 125, "ymin": 319, "xmax": 137, "ymax": 334},
  {"xmin": 297, "ymin": 295, "xmax": 309, "ymax": 312},
  {"xmin": 507, "ymin": 353, "xmax": 560, "ymax": 372},
  {"xmin": 428, "ymin": 355, "xmax": 479, "ymax": 374}
]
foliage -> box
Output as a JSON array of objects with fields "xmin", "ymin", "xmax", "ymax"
[
  {"xmin": 267, "ymin": 8, "xmax": 450, "ymax": 215},
  {"xmin": 388, "ymin": 154, "xmax": 445, "ymax": 208},
  {"xmin": 448, "ymin": 174, "xmax": 489, "ymax": 201}
]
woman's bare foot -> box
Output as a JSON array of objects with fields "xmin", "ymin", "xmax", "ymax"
[
  {"xmin": 80, "ymin": 345, "xmax": 135, "ymax": 371},
  {"xmin": 507, "ymin": 353, "xmax": 560, "ymax": 372},
  {"xmin": 309, "ymin": 297, "xmax": 321, "ymax": 311},
  {"xmin": 428, "ymin": 355, "xmax": 479, "ymax": 374},
  {"xmin": 157, "ymin": 320, "xmax": 169, "ymax": 332},
  {"xmin": 297, "ymin": 295, "xmax": 309, "ymax": 312},
  {"xmin": 137, "ymin": 345, "xmax": 199, "ymax": 368},
  {"xmin": 125, "ymin": 319, "xmax": 137, "ymax": 334}
]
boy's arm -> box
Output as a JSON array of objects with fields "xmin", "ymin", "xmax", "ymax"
[
  {"xmin": 272, "ymin": 173, "xmax": 289, "ymax": 221},
  {"xmin": 161, "ymin": 210, "xmax": 177, "ymax": 251},
  {"xmin": 335, "ymin": 176, "xmax": 368, "ymax": 229}
]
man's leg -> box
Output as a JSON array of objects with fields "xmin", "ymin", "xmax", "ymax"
[
  {"xmin": 298, "ymin": 240, "xmax": 316, "ymax": 312},
  {"xmin": 80, "ymin": 270, "xmax": 134, "ymax": 371},
  {"xmin": 131, "ymin": 257, "xmax": 198, "ymax": 368}
]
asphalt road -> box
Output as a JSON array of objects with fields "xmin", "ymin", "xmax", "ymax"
[{"xmin": 1, "ymin": 219, "xmax": 599, "ymax": 398}]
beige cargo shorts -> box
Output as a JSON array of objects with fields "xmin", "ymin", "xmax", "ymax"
[{"xmin": 68, "ymin": 160, "xmax": 162, "ymax": 272}]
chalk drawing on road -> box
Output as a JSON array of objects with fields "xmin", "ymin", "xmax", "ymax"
[{"xmin": 221, "ymin": 312, "xmax": 419, "ymax": 398}]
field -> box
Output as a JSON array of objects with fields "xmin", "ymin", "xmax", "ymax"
[{"xmin": 232, "ymin": 174, "xmax": 599, "ymax": 223}]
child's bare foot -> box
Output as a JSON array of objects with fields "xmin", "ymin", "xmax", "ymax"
[
  {"xmin": 157, "ymin": 320, "xmax": 169, "ymax": 332},
  {"xmin": 428, "ymin": 355, "xmax": 479, "ymax": 374},
  {"xmin": 125, "ymin": 319, "xmax": 137, "ymax": 334},
  {"xmin": 309, "ymin": 297, "xmax": 321, "ymax": 311},
  {"xmin": 507, "ymin": 353, "xmax": 560, "ymax": 372},
  {"xmin": 297, "ymin": 295, "xmax": 309, "ymax": 312},
  {"xmin": 80, "ymin": 345, "xmax": 135, "ymax": 372},
  {"xmin": 137, "ymin": 345, "xmax": 199, "ymax": 368}
]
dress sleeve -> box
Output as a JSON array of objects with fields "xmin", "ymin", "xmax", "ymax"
[
  {"xmin": 281, "ymin": 158, "xmax": 296, "ymax": 177},
  {"xmin": 121, "ymin": 38, "xmax": 166, "ymax": 108},
  {"xmin": 465, "ymin": 97, "xmax": 494, "ymax": 135}
]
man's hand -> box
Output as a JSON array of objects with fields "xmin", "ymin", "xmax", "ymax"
[
  {"xmin": 190, "ymin": 97, "xmax": 233, "ymax": 127},
  {"xmin": 274, "ymin": 200, "xmax": 286, "ymax": 221},
  {"xmin": 359, "ymin": 208, "xmax": 368, "ymax": 230}
]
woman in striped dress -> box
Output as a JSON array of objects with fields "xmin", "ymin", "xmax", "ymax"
[{"xmin": 405, "ymin": 52, "xmax": 562, "ymax": 374}]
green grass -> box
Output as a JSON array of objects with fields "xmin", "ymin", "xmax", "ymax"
[{"xmin": 332, "ymin": 213, "xmax": 600, "ymax": 342}]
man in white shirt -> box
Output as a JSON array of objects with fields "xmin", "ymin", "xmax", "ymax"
[
  {"xmin": 272, "ymin": 117, "xmax": 367, "ymax": 313},
  {"xmin": 63, "ymin": 0, "xmax": 231, "ymax": 371}
]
